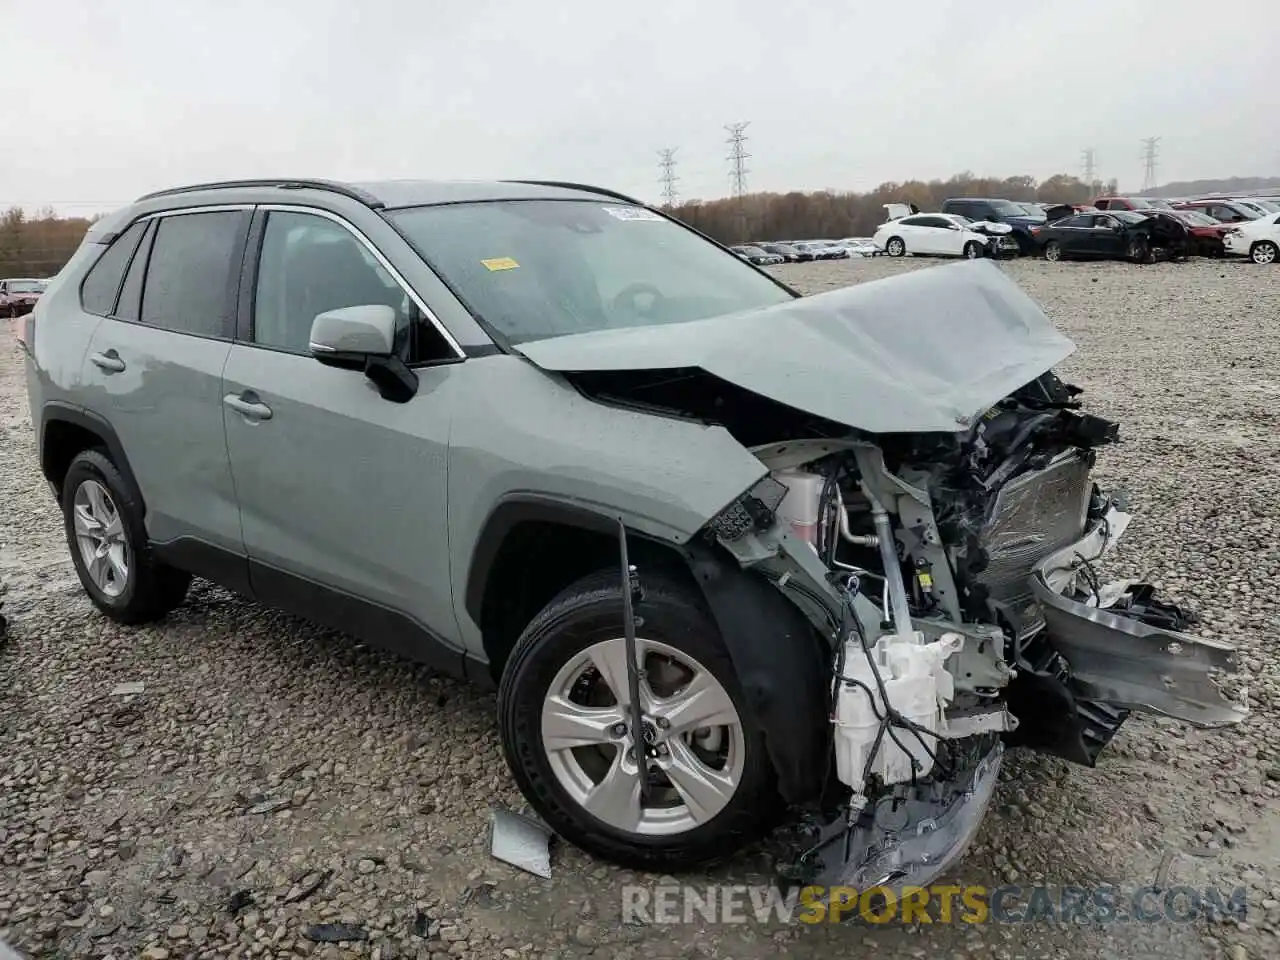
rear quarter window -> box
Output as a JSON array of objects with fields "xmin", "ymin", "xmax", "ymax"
[{"xmin": 80, "ymin": 221, "xmax": 148, "ymax": 316}]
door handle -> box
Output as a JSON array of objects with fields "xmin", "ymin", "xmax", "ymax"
[
  {"xmin": 223, "ymin": 392, "xmax": 273, "ymax": 421},
  {"xmin": 89, "ymin": 350, "xmax": 126, "ymax": 373}
]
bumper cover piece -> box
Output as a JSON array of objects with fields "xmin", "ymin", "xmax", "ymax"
[
  {"xmin": 783, "ymin": 741, "xmax": 1003, "ymax": 894},
  {"xmin": 1031, "ymin": 516, "xmax": 1248, "ymax": 727}
]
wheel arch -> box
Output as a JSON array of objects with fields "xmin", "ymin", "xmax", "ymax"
[
  {"xmin": 40, "ymin": 401, "xmax": 143, "ymax": 510},
  {"xmin": 468, "ymin": 495, "xmax": 832, "ymax": 806},
  {"xmin": 466, "ymin": 496, "xmax": 696, "ymax": 684}
]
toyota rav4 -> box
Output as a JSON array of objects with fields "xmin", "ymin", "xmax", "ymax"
[{"xmin": 22, "ymin": 178, "xmax": 1246, "ymax": 890}]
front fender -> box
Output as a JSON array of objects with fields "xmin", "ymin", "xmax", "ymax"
[{"xmin": 681, "ymin": 539, "xmax": 832, "ymax": 805}]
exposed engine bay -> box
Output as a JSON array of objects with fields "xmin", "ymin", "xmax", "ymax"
[
  {"xmin": 710, "ymin": 372, "xmax": 1247, "ymax": 888},
  {"xmin": 572, "ymin": 365, "xmax": 1247, "ymax": 890}
]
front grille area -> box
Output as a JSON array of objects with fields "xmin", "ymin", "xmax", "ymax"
[{"xmin": 977, "ymin": 452, "xmax": 1093, "ymax": 636}]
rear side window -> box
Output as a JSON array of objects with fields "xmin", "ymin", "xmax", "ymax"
[
  {"xmin": 80, "ymin": 221, "xmax": 147, "ymax": 316},
  {"xmin": 141, "ymin": 211, "xmax": 245, "ymax": 338}
]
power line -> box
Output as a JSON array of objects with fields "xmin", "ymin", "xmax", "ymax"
[
  {"xmin": 725, "ymin": 122, "xmax": 751, "ymax": 198},
  {"xmin": 657, "ymin": 148, "xmax": 679, "ymax": 207},
  {"xmin": 1140, "ymin": 137, "xmax": 1161, "ymax": 192}
]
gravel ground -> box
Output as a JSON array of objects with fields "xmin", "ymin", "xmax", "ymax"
[{"xmin": 2, "ymin": 256, "xmax": 1279, "ymax": 960}]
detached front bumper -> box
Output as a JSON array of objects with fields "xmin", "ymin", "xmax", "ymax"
[
  {"xmin": 1030, "ymin": 508, "xmax": 1248, "ymax": 727},
  {"xmin": 784, "ymin": 741, "xmax": 1004, "ymax": 894}
]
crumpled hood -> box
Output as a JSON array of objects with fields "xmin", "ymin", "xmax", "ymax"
[{"xmin": 516, "ymin": 260, "xmax": 1077, "ymax": 434}]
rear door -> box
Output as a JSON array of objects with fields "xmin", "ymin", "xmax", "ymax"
[
  {"xmin": 1048, "ymin": 215, "xmax": 1091, "ymax": 255},
  {"xmin": 220, "ymin": 205, "xmax": 466, "ymax": 664},
  {"xmin": 80, "ymin": 207, "xmax": 249, "ymax": 558}
]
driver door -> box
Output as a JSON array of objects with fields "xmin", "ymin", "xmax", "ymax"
[
  {"xmin": 1088, "ymin": 215, "xmax": 1127, "ymax": 256},
  {"xmin": 221, "ymin": 206, "xmax": 466, "ymax": 663}
]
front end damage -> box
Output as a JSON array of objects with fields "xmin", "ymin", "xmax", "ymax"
[
  {"xmin": 518, "ymin": 260, "xmax": 1247, "ymax": 895},
  {"xmin": 700, "ymin": 391, "xmax": 1246, "ymax": 892}
]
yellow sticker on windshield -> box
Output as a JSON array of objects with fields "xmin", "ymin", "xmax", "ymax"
[{"xmin": 481, "ymin": 257, "xmax": 520, "ymax": 271}]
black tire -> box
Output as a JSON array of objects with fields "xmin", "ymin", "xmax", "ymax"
[
  {"xmin": 497, "ymin": 570, "xmax": 780, "ymax": 871},
  {"xmin": 886, "ymin": 237, "xmax": 906, "ymax": 257},
  {"xmin": 1043, "ymin": 241, "xmax": 1062, "ymax": 262},
  {"xmin": 1126, "ymin": 236, "xmax": 1152, "ymax": 264},
  {"xmin": 963, "ymin": 241, "xmax": 983, "ymax": 259},
  {"xmin": 61, "ymin": 449, "xmax": 191, "ymax": 624}
]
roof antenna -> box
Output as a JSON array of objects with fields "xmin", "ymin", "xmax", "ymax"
[{"xmin": 617, "ymin": 518, "xmax": 652, "ymax": 800}]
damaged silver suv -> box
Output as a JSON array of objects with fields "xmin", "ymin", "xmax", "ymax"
[{"xmin": 23, "ymin": 178, "xmax": 1246, "ymax": 888}]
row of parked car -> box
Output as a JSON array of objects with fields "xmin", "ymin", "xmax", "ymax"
[
  {"xmin": 730, "ymin": 238, "xmax": 880, "ymax": 264},
  {"xmin": 868, "ymin": 194, "xmax": 1280, "ymax": 265}
]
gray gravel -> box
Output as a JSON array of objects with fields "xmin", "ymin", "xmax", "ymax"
[{"xmin": 2, "ymin": 256, "xmax": 1279, "ymax": 960}]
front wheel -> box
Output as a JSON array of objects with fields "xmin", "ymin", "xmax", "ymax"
[
  {"xmin": 497, "ymin": 571, "xmax": 779, "ymax": 870},
  {"xmin": 1251, "ymin": 240, "xmax": 1278, "ymax": 265},
  {"xmin": 1043, "ymin": 241, "xmax": 1062, "ymax": 262},
  {"xmin": 963, "ymin": 241, "xmax": 983, "ymax": 259},
  {"xmin": 885, "ymin": 237, "xmax": 906, "ymax": 257}
]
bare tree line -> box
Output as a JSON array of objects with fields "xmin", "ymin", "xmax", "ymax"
[{"xmin": 666, "ymin": 171, "xmax": 1119, "ymax": 244}]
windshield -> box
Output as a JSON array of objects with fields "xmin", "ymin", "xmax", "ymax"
[
  {"xmin": 390, "ymin": 200, "xmax": 793, "ymax": 344},
  {"xmin": 987, "ymin": 199, "xmax": 1029, "ymax": 217},
  {"xmin": 8, "ymin": 280, "xmax": 45, "ymax": 294},
  {"xmin": 1127, "ymin": 198, "xmax": 1153, "ymax": 209}
]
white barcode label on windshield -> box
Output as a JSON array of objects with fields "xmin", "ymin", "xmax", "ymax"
[{"xmin": 602, "ymin": 206, "xmax": 664, "ymax": 222}]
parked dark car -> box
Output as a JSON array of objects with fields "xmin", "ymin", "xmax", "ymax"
[
  {"xmin": 1031, "ymin": 210, "xmax": 1191, "ymax": 263},
  {"xmin": 758, "ymin": 242, "xmax": 804, "ymax": 262},
  {"xmin": 1147, "ymin": 209, "xmax": 1234, "ymax": 257},
  {"xmin": 0, "ymin": 278, "xmax": 48, "ymax": 317},
  {"xmin": 939, "ymin": 198, "xmax": 1044, "ymax": 254},
  {"xmin": 730, "ymin": 244, "xmax": 784, "ymax": 266}
]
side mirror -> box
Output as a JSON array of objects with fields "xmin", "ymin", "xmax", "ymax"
[
  {"xmin": 309, "ymin": 304, "xmax": 418, "ymax": 403},
  {"xmin": 309, "ymin": 304, "xmax": 397, "ymax": 358}
]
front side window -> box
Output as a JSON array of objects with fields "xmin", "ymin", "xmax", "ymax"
[
  {"xmin": 141, "ymin": 211, "xmax": 245, "ymax": 337},
  {"xmin": 389, "ymin": 200, "xmax": 794, "ymax": 345}
]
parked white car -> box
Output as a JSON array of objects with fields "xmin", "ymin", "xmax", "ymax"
[
  {"xmin": 1223, "ymin": 212, "xmax": 1280, "ymax": 263},
  {"xmin": 873, "ymin": 213, "xmax": 1014, "ymax": 259}
]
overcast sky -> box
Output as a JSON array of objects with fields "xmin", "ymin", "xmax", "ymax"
[{"xmin": 2, "ymin": 0, "xmax": 1276, "ymax": 217}]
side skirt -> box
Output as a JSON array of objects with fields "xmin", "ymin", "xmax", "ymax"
[{"xmin": 151, "ymin": 537, "xmax": 491, "ymax": 688}]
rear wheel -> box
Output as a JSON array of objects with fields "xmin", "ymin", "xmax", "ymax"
[
  {"xmin": 1251, "ymin": 240, "xmax": 1277, "ymax": 265},
  {"xmin": 497, "ymin": 571, "xmax": 779, "ymax": 870},
  {"xmin": 62, "ymin": 449, "xmax": 191, "ymax": 624},
  {"xmin": 1043, "ymin": 241, "xmax": 1062, "ymax": 262},
  {"xmin": 886, "ymin": 237, "xmax": 906, "ymax": 257}
]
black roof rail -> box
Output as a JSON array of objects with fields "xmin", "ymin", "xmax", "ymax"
[
  {"xmin": 135, "ymin": 179, "xmax": 384, "ymax": 208},
  {"xmin": 505, "ymin": 180, "xmax": 646, "ymax": 206}
]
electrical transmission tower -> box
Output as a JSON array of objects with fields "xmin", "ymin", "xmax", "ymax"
[
  {"xmin": 657, "ymin": 148, "xmax": 679, "ymax": 207},
  {"xmin": 725, "ymin": 122, "xmax": 751, "ymax": 198},
  {"xmin": 1140, "ymin": 137, "xmax": 1161, "ymax": 192},
  {"xmin": 1081, "ymin": 148, "xmax": 1097, "ymax": 193}
]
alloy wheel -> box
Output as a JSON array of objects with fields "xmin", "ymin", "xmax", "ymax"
[
  {"xmin": 1044, "ymin": 242, "xmax": 1061, "ymax": 262},
  {"xmin": 887, "ymin": 238, "xmax": 905, "ymax": 257},
  {"xmin": 1252, "ymin": 242, "xmax": 1277, "ymax": 265},
  {"xmin": 540, "ymin": 636, "xmax": 745, "ymax": 836},
  {"xmin": 72, "ymin": 479, "xmax": 130, "ymax": 598}
]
